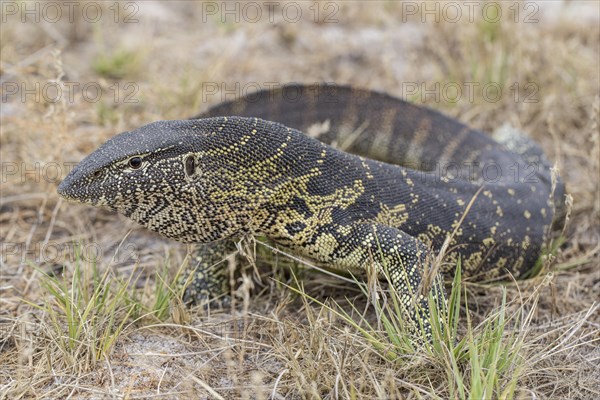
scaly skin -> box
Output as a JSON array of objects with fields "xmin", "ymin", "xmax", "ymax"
[{"xmin": 58, "ymin": 84, "xmax": 565, "ymax": 342}]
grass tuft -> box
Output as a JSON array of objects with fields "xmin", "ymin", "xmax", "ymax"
[
  {"xmin": 23, "ymin": 245, "xmax": 137, "ymax": 370},
  {"xmin": 92, "ymin": 48, "xmax": 142, "ymax": 79},
  {"xmin": 284, "ymin": 259, "xmax": 540, "ymax": 399}
]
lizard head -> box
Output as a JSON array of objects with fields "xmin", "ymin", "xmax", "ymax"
[{"xmin": 58, "ymin": 117, "xmax": 293, "ymax": 243}]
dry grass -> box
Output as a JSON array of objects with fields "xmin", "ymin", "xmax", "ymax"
[{"xmin": 1, "ymin": 1, "xmax": 598, "ymax": 399}]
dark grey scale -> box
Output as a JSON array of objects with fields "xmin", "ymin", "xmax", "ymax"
[
  {"xmin": 145, "ymin": 196, "xmax": 170, "ymax": 217},
  {"xmin": 285, "ymin": 221, "xmax": 307, "ymax": 236}
]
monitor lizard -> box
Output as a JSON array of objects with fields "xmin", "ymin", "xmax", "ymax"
[{"xmin": 57, "ymin": 84, "xmax": 565, "ymax": 342}]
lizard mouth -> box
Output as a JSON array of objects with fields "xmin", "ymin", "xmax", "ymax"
[
  {"xmin": 57, "ymin": 180, "xmax": 77, "ymax": 202},
  {"xmin": 57, "ymin": 180, "xmax": 92, "ymax": 206},
  {"xmin": 57, "ymin": 180, "xmax": 83, "ymax": 203}
]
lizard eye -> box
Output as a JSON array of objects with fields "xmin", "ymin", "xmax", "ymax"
[
  {"xmin": 93, "ymin": 170, "xmax": 103, "ymax": 179},
  {"xmin": 128, "ymin": 157, "xmax": 143, "ymax": 169},
  {"xmin": 184, "ymin": 155, "xmax": 196, "ymax": 176}
]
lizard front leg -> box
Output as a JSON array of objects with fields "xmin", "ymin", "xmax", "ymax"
[
  {"xmin": 179, "ymin": 240, "xmax": 238, "ymax": 306},
  {"xmin": 331, "ymin": 222, "xmax": 447, "ymax": 342}
]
